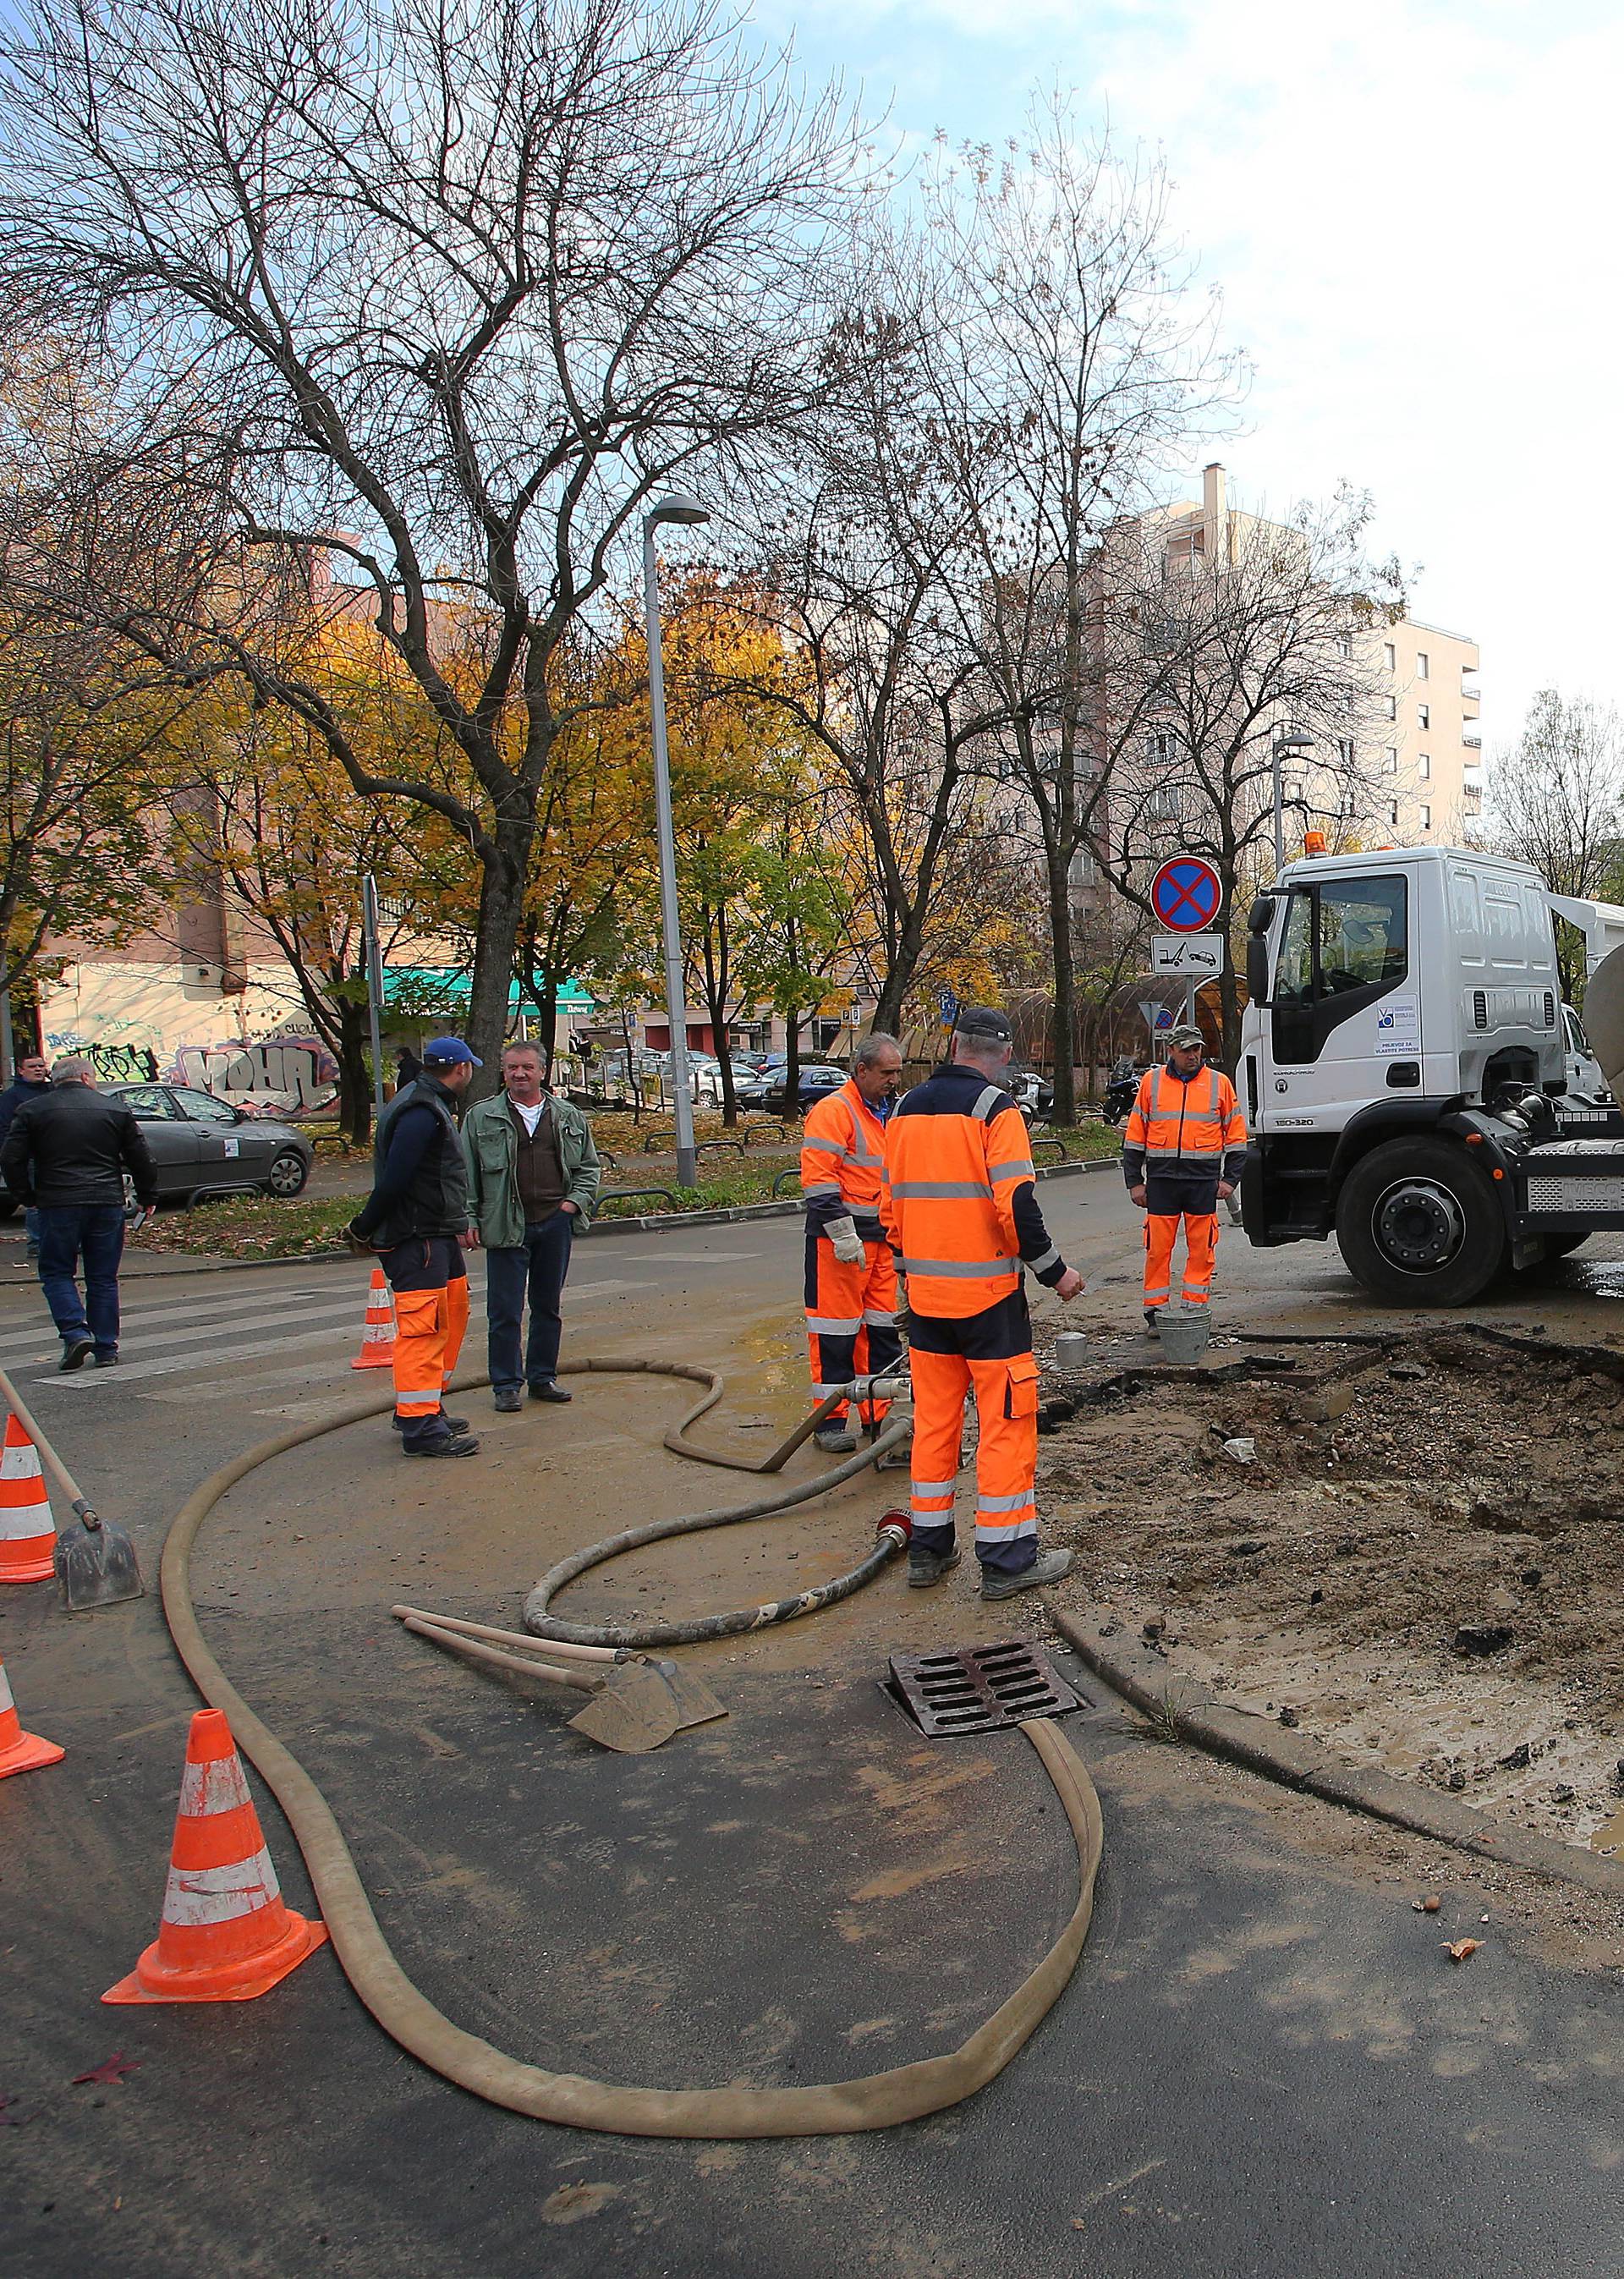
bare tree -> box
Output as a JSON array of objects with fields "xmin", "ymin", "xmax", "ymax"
[
  {"xmin": 0, "ymin": 0, "xmax": 867, "ymax": 1079},
  {"xmin": 919, "ymin": 107, "xmax": 1237, "ymax": 1122},
  {"xmin": 1489, "ymin": 689, "xmax": 1624, "ymax": 999},
  {"xmin": 1090, "ymin": 486, "xmax": 1404, "ymax": 1064}
]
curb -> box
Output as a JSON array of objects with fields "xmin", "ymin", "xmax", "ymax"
[
  {"xmin": 2, "ymin": 1150, "xmax": 1124, "ymax": 1275},
  {"xmin": 1048, "ymin": 1603, "xmax": 1624, "ymax": 1902}
]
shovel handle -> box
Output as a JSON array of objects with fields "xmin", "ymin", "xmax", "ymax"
[
  {"xmin": 399, "ymin": 1613, "xmax": 599, "ymax": 1694},
  {"xmin": 0, "ymin": 1364, "xmax": 88, "ymax": 1507}
]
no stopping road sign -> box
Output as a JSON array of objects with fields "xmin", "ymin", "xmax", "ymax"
[{"xmin": 1149, "ymin": 855, "xmax": 1222, "ymax": 933}]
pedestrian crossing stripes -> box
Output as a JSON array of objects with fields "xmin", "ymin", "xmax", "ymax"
[{"xmin": 8, "ymin": 1270, "xmax": 655, "ymax": 1412}]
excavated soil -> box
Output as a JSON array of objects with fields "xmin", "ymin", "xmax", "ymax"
[{"xmin": 1033, "ymin": 1323, "xmax": 1624, "ymax": 1858}]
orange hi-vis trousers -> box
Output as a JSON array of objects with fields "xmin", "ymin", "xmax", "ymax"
[
  {"xmin": 1143, "ymin": 1211, "xmax": 1219, "ymax": 1311},
  {"xmin": 908, "ymin": 1299, "xmax": 1041, "ymax": 1575},
  {"xmin": 804, "ymin": 1233, "xmax": 900, "ymax": 1424},
  {"xmin": 382, "ymin": 1237, "xmax": 470, "ymax": 1447}
]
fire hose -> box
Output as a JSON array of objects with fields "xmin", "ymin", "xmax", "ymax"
[{"xmin": 157, "ymin": 1356, "xmax": 1104, "ymax": 2139}]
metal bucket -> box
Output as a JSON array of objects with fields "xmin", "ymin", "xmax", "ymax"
[
  {"xmin": 1155, "ymin": 1309, "xmax": 1212, "ymax": 1367},
  {"xmin": 1052, "ymin": 1332, "xmax": 1089, "ymax": 1376}
]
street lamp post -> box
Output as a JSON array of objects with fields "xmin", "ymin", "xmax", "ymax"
[
  {"xmin": 642, "ymin": 491, "xmax": 710, "ymax": 1190},
  {"xmin": 1271, "ymin": 729, "xmax": 1315, "ymax": 867}
]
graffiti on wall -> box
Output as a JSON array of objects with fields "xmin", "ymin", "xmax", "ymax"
[
  {"xmin": 171, "ymin": 1040, "xmax": 338, "ymax": 1113},
  {"xmin": 87, "ymin": 1042, "xmax": 160, "ymax": 1083}
]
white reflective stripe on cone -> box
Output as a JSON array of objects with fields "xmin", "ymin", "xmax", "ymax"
[
  {"xmin": 0, "ymin": 1443, "xmax": 43, "ymax": 1480},
  {"xmin": 0, "ymin": 1667, "xmax": 14, "ymax": 1713},
  {"xmin": 0, "ymin": 1507, "xmax": 52, "ymax": 1539},
  {"xmin": 161, "ymin": 1847, "xmax": 283, "ymax": 1927},
  {"xmin": 178, "ymin": 1755, "xmax": 253, "ymax": 1818}
]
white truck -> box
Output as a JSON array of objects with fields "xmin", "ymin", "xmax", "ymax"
[{"xmin": 1238, "ymin": 843, "xmax": 1624, "ymax": 1304}]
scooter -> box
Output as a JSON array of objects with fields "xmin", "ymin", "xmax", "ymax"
[{"xmin": 1102, "ymin": 1069, "xmax": 1139, "ymax": 1126}]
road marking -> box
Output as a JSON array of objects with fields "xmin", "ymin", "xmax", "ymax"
[
  {"xmin": 612, "ymin": 1248, "xmax": 762, "ymax": 1263},
  {"xmin": 0, "ymin": 1284, "xmax": 334, "ymax": 1363},
  {"xmin": 46, "ymin": 1321, "xmax": 360, "ymax": 1386},
  {"xmin": 3, "ymin": 1291, "xmax": 376, "ymax": 1374}
]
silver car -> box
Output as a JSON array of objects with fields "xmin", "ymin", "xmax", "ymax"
[{"xmin": 105, "ymin": 1084, "xmax": 315, "ymax": 1205}]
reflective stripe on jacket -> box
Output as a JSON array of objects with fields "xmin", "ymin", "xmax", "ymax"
[
  {"xmin": 881, "ymin": 1063, "xmax": 1066, "ymax": 1320},
  {"xmin": 800, "ymin": 1079, "xmax": 888, "ymax": 1238},
  {"xmin": 1122, "ymin": 1064, "xmax": 1247, "ymax": 1182}
]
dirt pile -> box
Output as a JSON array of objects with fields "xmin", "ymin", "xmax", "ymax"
[{"xmin": 1034, "ymin": 1326, "xmax": 1624, "ymax": 1856}]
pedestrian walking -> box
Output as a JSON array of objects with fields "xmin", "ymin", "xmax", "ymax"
[
  {"xmin": 0, "ymin": 1057, "xmax": 158, "ymax": 1370},
  {"xmin": 462, "ymin": 1041, "xmax": 601, "ymax": 1414},
  {"xmin": 346, "ymin": 1036, "xmax": 480, "ymax": 1458},
  {"xmin": 799, "ymin": 1032, "xmax": 904, "ymax": 1453},
  {"xmin": 881, "ymin": 1007, "xmax": 1084, "ymax": 1600},
  {"xmin": 0, "ymin": 1052, "xmax": 52, "ymax": 1262},
  {"xmin": 1122, "ymin": 1024, "xmax": 1248, "ymax": 1334}
]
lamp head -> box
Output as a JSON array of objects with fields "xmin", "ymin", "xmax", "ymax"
[{"xmin": 645, "ymin": 491, "xmax": 710, "ymax": 529}]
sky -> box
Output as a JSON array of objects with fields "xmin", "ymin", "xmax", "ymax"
[{"xmin": 750, "ymin": 0, "xmax": 1624, "ymax": 756}]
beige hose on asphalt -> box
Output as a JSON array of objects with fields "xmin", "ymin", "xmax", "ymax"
[{"xmin": 157, "ymin": 1364, "xmax": 1104, "ymax": 2139}]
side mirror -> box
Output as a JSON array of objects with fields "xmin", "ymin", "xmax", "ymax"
[{"xmin": 1247, "ymin": 929, "xmax": 1271, "ymax": 1012}]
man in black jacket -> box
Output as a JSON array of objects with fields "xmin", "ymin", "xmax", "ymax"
[
  {"xmin": 347, "ymin": 1036, "xmax": 481, "ymax": 1458},
  {"xmin": 0, "ymin": 1057, "xmax": 159, "ymax": 1370},
  {"xmin": 0, "ymin": 1053, "xmax": 51, "ymax": 1261}
]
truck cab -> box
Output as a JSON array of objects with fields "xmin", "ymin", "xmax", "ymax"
[{"xmin": 1240, "ymin": 845, "xmax": 1624, "ymax": 1303}]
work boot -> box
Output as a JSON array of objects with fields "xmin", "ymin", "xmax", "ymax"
[
  {"xmin": 815, "ymin": 1423, "xmax": 858, "ymax": 1454},
  {"xmin": 979, "ymin": 1547, "xmax": 1073, "ymax": 1601},
  {"xmin": 529, "ymin": 1381, "xmax": 572, "ymax": 1403},
  {"xmin": 1144, "ymin": 1309, "xmax": 1160, "ymax": 1338},
  {"xmin": 392, "ymin": 1409, "xmax": 470, "ymax": 1436},
  {"xmin": 59, "ymin": 1337, "xmax": 94, "ymax": 1372},
  {"xmin": 907, "ymin": 1546, "xmax": 961, "ymax": 1589},
  {"xmin": 403, "ymin": 1432, "xmax": 480, "ymax": 1458},
  {"xmin": 492, "ymin": 1387, "xmax": 524, "ymax": 1414}
]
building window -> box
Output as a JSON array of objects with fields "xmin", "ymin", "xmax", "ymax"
[
  {"xmin": 1419, "ymin": 804, "xmax": 1431, "ymax": 831},
  {"xmin": 1388, "ymin": 802, "xmax": 1400, "ymax": 827},
  {"xmin": 1418, "ymin": 703, "xmax": 1429, "ymax": 729},
  {"xmin": 1385, "ymin": 748, "xmax": 1399, "ymax": 773},
  {"xmin": 1386, "ymin": 696, "xmax": 1397, "ymax": 720},
  {"xmin": 1337, "ymin": 633, "xmax": 1352, "ymax": 659},
  {"xmin": 1418, "ymin": 753, "xmax": 1430, "ymax": 780},
  {"xmin": 1416, "ymin": 651, "xmax": 1429, "ymax": 679},
  {"xmin": 1336, "ymin": 738, "xmax": 1354, "ymax": 765},
  {"xmin": 1384, "ymin": 642, "xmax": 1396, "ymax": 672},
  {"xmin": 1463, "ymin": 783, "xmax": 1483, "ymax": 815}
]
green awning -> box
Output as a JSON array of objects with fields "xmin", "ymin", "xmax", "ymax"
[{"xmin": 381, "ymin": 967, "xmax": 595, "ymax": 1015}]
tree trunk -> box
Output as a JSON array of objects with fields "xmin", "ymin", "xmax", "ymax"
[
  {"xmin": 870, "ymin": 914, "xmax": 925, "ymax": 1039},
  {"xmin": 1046, "ymin": 865, "xmax": 1078, "ymax": 1126},
  {"xmin": 1216, "ymin": 962, "xmax": 1243, "ymax": 1073},
  {"xmin": 784, "ymin": 1011, "xmax": 802, "ymax": 1101},
  {"xmin": 536, "ymin": 986, "xmax": 559, "ymax": 1080},
  {"xmin": 336, "ymin": 997, "xmax": 372, "ymax": 1145},
  {"xmin": 466, "ymin": 841, "xmax": 529, "ymax": 1097}
]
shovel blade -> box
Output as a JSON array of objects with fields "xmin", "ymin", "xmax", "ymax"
[
  {"xmin": 646, "ymin": 1657, "xmax": 728, "ymax": 1732},
  {"xmin": 54, "ymin": 1518, "xmax": 145, "ymax": 1611},
  {"xmin": 566, "ymin": 1661, "xmax": 682, "ymax": 1754}
]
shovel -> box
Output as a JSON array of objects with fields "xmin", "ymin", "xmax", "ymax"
[
  {"xmin": 392, "ymin": 1606, "xmax": 727, "ymax": 1755},
  {"xmin": 0, "ymin": 1365, "xmax": 144, "ymax": 1609}
]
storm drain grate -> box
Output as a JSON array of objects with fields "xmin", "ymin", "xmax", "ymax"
[{"xmin": 886, "ymin": 1639, "xmax": 1079, "ymax": 1737}]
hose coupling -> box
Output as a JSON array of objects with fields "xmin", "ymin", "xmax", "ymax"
[{"xmin": 876, "ymin": 1509, "xmax": 912, "ymax": 1552}]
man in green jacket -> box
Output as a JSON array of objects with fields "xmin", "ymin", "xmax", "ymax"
[{"xmin": 462, "ymin": 1041, "xmax": 602, "ymax": 1414}]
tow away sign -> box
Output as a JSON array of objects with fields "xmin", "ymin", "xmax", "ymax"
[{"xmin": 1150, "ymin": 931, "xmax": 1223, "ymax": 977}]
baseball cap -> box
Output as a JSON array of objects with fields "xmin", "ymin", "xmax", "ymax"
[
  {"xmin": 423, "ymin": 1035, "xmax": 483, "ymax": 1067},
  {"xmin": 1167, "ymin": 1024, "xmax": 1204, "ymax": 1050},
  {"xmin": 955, "ymin": 1006, "xmax": 1013, "ymax": 1046}
]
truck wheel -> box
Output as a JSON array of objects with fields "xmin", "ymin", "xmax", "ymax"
[{"xmin": 1335, "ymin": 1137, "xmax": 1507, "ymax": 1306}]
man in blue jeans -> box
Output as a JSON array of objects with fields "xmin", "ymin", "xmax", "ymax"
[
  {"xmin": 462, "ymin": 1041, "xmax": 601, "ymax": 1413},
  {"xmin": 0, "ymin": 1057, "xmax": 159, "ymax": 1369}
]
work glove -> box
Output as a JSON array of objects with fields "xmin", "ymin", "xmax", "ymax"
[
  {"xmin": 343, "ymin": 1218, "xmax": 380, "ymax": 1257},
  {"xmin": 826, "ymin": 1215, "xmax": 865, "ymax": 1266}
]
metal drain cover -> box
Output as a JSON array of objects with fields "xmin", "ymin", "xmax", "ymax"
[{"xmin": 886, "ymin": 1639, "xmax": 1079, "ymax": 1737}]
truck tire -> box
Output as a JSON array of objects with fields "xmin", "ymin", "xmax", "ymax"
[{"xmin": 1335, "ymin": 1137, "xmax": 1507, "ymax": 1306}]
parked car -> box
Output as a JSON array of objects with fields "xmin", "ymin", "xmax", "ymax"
[
  {"xmin": 734, "ymin": 1063, "xmax": 848, "ymax": 1113},
  {"xmin": 104, "ymin": 1084, "xmax": 314, "ymax": 1205}
]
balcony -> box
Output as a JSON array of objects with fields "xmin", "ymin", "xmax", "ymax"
[
  {"xmin": 1462, "ymin": 732, "xmax": 1482, "ymax": 750},
  {"xmin": 1462, "ymin": 684, "xmax": 1481, "ymax": 701}
]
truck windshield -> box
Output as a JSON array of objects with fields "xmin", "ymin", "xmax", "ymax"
[{"xmin": 1276, "ymin": 877, "xmax": 1407, "ymax": 1003}]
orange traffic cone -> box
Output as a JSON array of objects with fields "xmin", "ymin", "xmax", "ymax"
[
  {"xmin": 0, "ymin": 1653, "xmax": 64, "ymax": 1779},
  {"xmin": 349, "ymin": 1266, "xmax": 396, "ymax": 1370},
  {"xmin": 0, "ymin": 1412, "xmax": 57, "ymax": 1584},
  {"xmin": 103, "ymin": 1709, "xmax": 327, "ymax": 2005}
]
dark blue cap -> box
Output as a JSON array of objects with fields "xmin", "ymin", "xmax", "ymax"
[{"xmin": 424, "ymin": 1035, "xmax": 482, "ymax": 1067}]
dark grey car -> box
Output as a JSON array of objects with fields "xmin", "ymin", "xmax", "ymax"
[{"xmin": 103, "ymin": 1084, "xmax": 315, "ymax": 1205}]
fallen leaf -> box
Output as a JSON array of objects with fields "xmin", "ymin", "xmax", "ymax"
[
  {"xmin": 72, "ymin": 2053, "xmax": 141, "ymax": 2086},
  {"xmin": 1444, "ymin": 1939, "xmax": 1482, "ymax": 1963}
]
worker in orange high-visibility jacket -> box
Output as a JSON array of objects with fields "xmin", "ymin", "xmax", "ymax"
[
  {"xmin": 882, "ymin": 1007, "xmax": 1084, "ymax": 1600},
  {"xmin": 1123, "ymin": 1023, "xmax": 1248, "ymax": 1336},
  {"xmin": 800, "ymin": 1034, "xmax": 905, "ymax": 1453}
]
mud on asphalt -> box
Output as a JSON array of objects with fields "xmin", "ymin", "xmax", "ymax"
[{"xmin": 1031, "ymin": 1321, "xmax": 1624, "ymax": 1859}]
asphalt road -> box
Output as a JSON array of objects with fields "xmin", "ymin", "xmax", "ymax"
[{"xmin": 3, "ymin": 1188, "xmax": 1622, "ymax": 2278}]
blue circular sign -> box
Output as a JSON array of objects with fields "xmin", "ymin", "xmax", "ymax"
[{"xmin": 1150, "ymin": 856, "xmax": 1222, "ymax": 932}]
